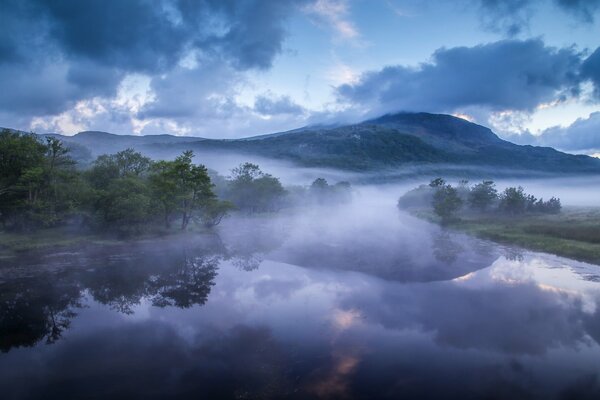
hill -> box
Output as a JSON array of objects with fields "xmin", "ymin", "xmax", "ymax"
[{"xmin": 6, "ymin": 112, "xmax": 600, "ymax": 174}]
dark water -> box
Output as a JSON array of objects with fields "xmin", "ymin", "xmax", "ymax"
[{"xmin": 1, "ymin": 192, "xmax": 600, "ymax": 399}]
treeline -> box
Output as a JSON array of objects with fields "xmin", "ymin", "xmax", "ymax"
[
  {"xmin": 398, "ymin": 178, "xmax": 561, "ymax": 222},
  {"xmin": 0, "ymin": 130, "xmax": 352, "ymax": 234}
]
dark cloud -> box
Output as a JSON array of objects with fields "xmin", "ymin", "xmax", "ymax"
[
  {"xmin": 0, "ymin": 0, "xmax": 304, "ymax": 120},
  {"xmin": 581, "ymin": 47, "xmax": 600, "ymax": 99},
  {"xmin": 254, "ymin": 94, "xmax": 305, "ymax": 116},
  {"xmin": 216, "ymin": 0, "xmax": 305, "ymax": 71},
  {"xmin": 476, "ymin": 0, "xmax": 537, "ymax": 37},
  {"xmin": 534, "ymin": 112, "xmax": 600, "ymax": 152},
  {"xmin": 475, "ymin": 0, "xmax": 600, "ymax": 36},
  {"xmin": 556, "ymin": 0, "xmax": 600, "ymax": 23},
  {"xmin": 38, "ymin": 0, "xmax": 187, "ymax": 73},
  {"xmin": 337, "ymin": 39, "xmax": 583, "ymax": 116}
]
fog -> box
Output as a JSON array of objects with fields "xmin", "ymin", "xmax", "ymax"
[{"xmin": 3, "ymin": 152, "xmax": 600, "ymax": 398}]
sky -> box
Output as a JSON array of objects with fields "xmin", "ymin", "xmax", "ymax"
[{"xmin": 1, "ymin": 0, "xmax": 599, "ymax": 153}]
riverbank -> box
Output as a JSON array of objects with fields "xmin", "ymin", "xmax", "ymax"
[
  {"xmin": 0, "ymin": 227, "xmax": 209, "ymax": 259},
  {"xmin": 412, "ymin": 207, "xmax": 600, "ymax": 266}
]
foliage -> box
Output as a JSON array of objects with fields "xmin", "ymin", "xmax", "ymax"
[
  {"xmin": 468, "ymin": 180, "xmax": 498, "ymax": 211},
  {"xmin": 225, "ymin": 163, "xmax": 286, "ymax": 213},
  {"xmin": 432, "ymin": 184, "xmax": 463, "ymax": 222},
  {"xmin": 149, "ymin": 151, "xmax": 215, "ymax": 230},
  {"xmin": 309, "ymin": 177, "xmax": 353, "ymax": 204},
  {"xmin": 397, "ymin": 184, "xmax": 435, "ymax": 209},
  {"xmin": 400, "ymin": 178, "xmax": 562, "ymax": 219},
  {"xmin": 0, "ymin": 132, "xmax": 227, "ymax": 235},
  {"xmin": 197, "ymin": 199, "xmax": 235, "ymax": 228},
  {"xmin": 499, "ymin": 186, "xmax": 528, "ymax": 214},
  {"xmin": 0, "ymin": 130, "xmax": 85, "ymax": 230}
]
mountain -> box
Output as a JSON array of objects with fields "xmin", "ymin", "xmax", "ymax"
[{"xmin": 6, "ymin": 112, "xmax": 600, "ymax": 174}]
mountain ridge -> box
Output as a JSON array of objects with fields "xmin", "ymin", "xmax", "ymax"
[{"xmin": 3, "ymin": 112, "xmax": 600, "ymax": 174}]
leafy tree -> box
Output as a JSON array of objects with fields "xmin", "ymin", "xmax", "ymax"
[
  {"xmin": 311, "ymin": 178, "xmax": 329, "ymax": 191},
  {"xmin": 87, "ymin": 149, "xmax": 154, "ymax": 232},
  {"xmin": 429, "ymin": 177, "xmax": 446, "ymax": 188},
  {"xmin": 226, "ymin": 163, "xmax": 286, "ymax": 213},
  {"xmin": 544, "ymin": 197, "xmax": 562, "ymax": 214},
  {"xmin": 432, "ymin": 184, "xmax": 463, "ymax": 222},
  {"xmin": 499, "ymin": 186, "xmax": 527, "ymax": 215},
  {"xmin": 398, "ymin": 184, "xmax": 435, "ymax": 209},
  {"xmin": 198, "ymin": 199, "xmax": 235, "ymax": 228},
  {"xmin": 96, "ymin": 176, "xmax": 153, "ymax": 234},
  {"xmin": 468, "ymin": 180, "xmax": 498, "ymax": 211},
  {"xmin": 87, "ymin": 148, "xmax": 151, "ymax": 188},
  {"xmin": 173, "ymin": 151, "xmax": 215, "ymax": 230},
  {"xmin": 0, "ymin": 130, "xmax": 81, "ymax": 230},
  {"xmin": 149, "ymin": 151, "xmax": 215, "ymax": 230}
]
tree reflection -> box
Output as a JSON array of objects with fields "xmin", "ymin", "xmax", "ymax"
[
  {"xmin": 432, "ymin": 231, "xmax": 464, "ymax": 265},
  {"xmin": 0, "ymin": 238, "xmax": 227, "ymax": 352},
  {"xmin": 0, "ymin": 275, "xmax": 83, "ymax": 352},
  {"xmin": 148, "ymin": 252, "xmax": 219, "ymax": 308}
]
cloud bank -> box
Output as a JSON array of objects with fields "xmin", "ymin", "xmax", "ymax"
[{"xmin": 336, "ymin": 39, "xmax": 585, "ymax": 115}]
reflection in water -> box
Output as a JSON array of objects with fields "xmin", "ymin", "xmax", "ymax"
[
  {"xmin": 432, "ymin": 231, "xmax": 464, "ymax": 264},
  {"xmin": 0, "ymin": 274, "xmax": 82, "ymax": 352},
  {"xmin": 1, "ymin": 199, "xmax": 600, "ymax": 399},
  {"xmin": 0, "ymin": 241, "xmax": 222, "ymax": 351}
]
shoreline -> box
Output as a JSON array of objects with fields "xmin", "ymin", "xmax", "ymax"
[{"xmin": 410, "ymin": 207, "xmax": 600, "ymax": 266}]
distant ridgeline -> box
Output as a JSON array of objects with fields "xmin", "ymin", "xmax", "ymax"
[{"xmin": 7, "ymin": 112, "xmax": 599, "ymax": 175}]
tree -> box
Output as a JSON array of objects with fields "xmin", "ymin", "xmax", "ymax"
[
  {"xmin": 87, "ymin": 149, "xmax": 153, "ymax": 231},
  {"xmin": 87, "ymin": 148, "xmax": 151, "ymax": 188},
  {"xmin": 499, "ymin": 186, "xmax": 527, "ymax": 215},
  {"xmin": 96, "ymin": 176, "xmax": 153, "ymax": 234},
  {"xmin": 544, "ymin": 197, "xmax": 562, "ymax": 214},
  {"xmin": 197, "ymin": 199, "xmax": 235, "ymax": 228},
  {"xmin": 432, "ymin": 184, "xmax": 463, "ymax": 222},
  {"xmin": 173, "ymin": 151, "xmax": 214, "ymax": 230},
  {"xmin": 149, "ymin": 151, "xmax": 215, "ymax": 230},
  {"xmin": 310, "ymin": 178, "xmax": 329, "ymax": 191},
  {"xmin": 468, "ymin": 180, "xmax": 498, "ymax": 211},
  {"xmin": 226, "ymin": 162, "xmax": 286, "ymax": 213},
  {"xmin": 0, "ymin": 130, "xmax": 80, "ymax": 230},
  {"xmin": 429, "ymin": 177, "xmax": 446, "ymax": 188}
]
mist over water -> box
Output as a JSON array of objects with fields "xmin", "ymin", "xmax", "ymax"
[{"xmin": 2, "ymin": 176, "xmax": 600, "ymax": 399}]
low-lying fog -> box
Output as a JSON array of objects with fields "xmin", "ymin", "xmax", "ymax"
[{"xmin": 193, "ymin": 151, "xmax": 600, "ymax": 207}]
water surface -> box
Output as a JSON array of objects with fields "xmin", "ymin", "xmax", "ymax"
[{"xmin": 1, "ymin": 193, "xmax": 599, "ymax": 399}]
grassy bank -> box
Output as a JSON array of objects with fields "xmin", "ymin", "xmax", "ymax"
[
  {"xmin": 413, "ymin": 207, "xmax": 600, "ymax": 266},
  {"xmin": 0, "ymin": 228, "xmax": 127, "ymax": 259},
  {"xmin": 0, "ymin": 227, "xmax": 205, "ymax": 259}
]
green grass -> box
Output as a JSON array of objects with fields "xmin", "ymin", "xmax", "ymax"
[
  {"xmin": 0, "ymin": 226, "xmax": 209, "ymax": 258},
  {"xmin": 413, "ymin": 207, "xmax": 600, "ymax": 266},
  {"xmin": 0, "ymin": 228, "xmax": 116, "ymax": 257}
]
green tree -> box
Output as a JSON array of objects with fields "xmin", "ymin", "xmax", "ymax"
[
  {"xmin": 149, "ymin": 151, "xmax": 215, "ymax": 230},
  {"xmin": 198, "ymin": 199, "xmax": 235, "ymax": 228},
  {"xmin": 226, "ymin": 163, "xmax": 286, "ymax": 213},
  {"xmin": 432, "ymin": 184, "xmax": 463, "ymax": 222},
  {"xmin": 429, "ymin": 177, "xmax": 446, "ymax": 188},
  {"xmin": 87, "ymin": 149, "xmax": 153, "ymax": 231},
  {"xmin": 0, "ymin": 130, "xmax": 81, "ymax": 230},
  {"xmin": 173, "ymin": 151, "xmax": 214, "ymax": 230},
  {"xmin": 468, "ymin": 180, "xmax": 498, "ymax": 211},
  {"xmin": 499, "ymin": 186, "xmax": 527, "ymax": 215}
]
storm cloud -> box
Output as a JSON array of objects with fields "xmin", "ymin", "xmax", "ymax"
[
  {"xmin": 336, "ymin": 39, "xmax": 583, "ymax": 117},
  {"xmin": 0, "ymin": 0, "xmax": 306, "ymax": 120},
  {"xmin": 582, "ymin": 47, "xmax": 600, "ymax": 99},
  {"xmin": 533, "ymin": 112, "xmax": 600, "ymax": 152},
  {"xmin": 475, "ymin": 0, "xmax": 600, "ymax": 35}
]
